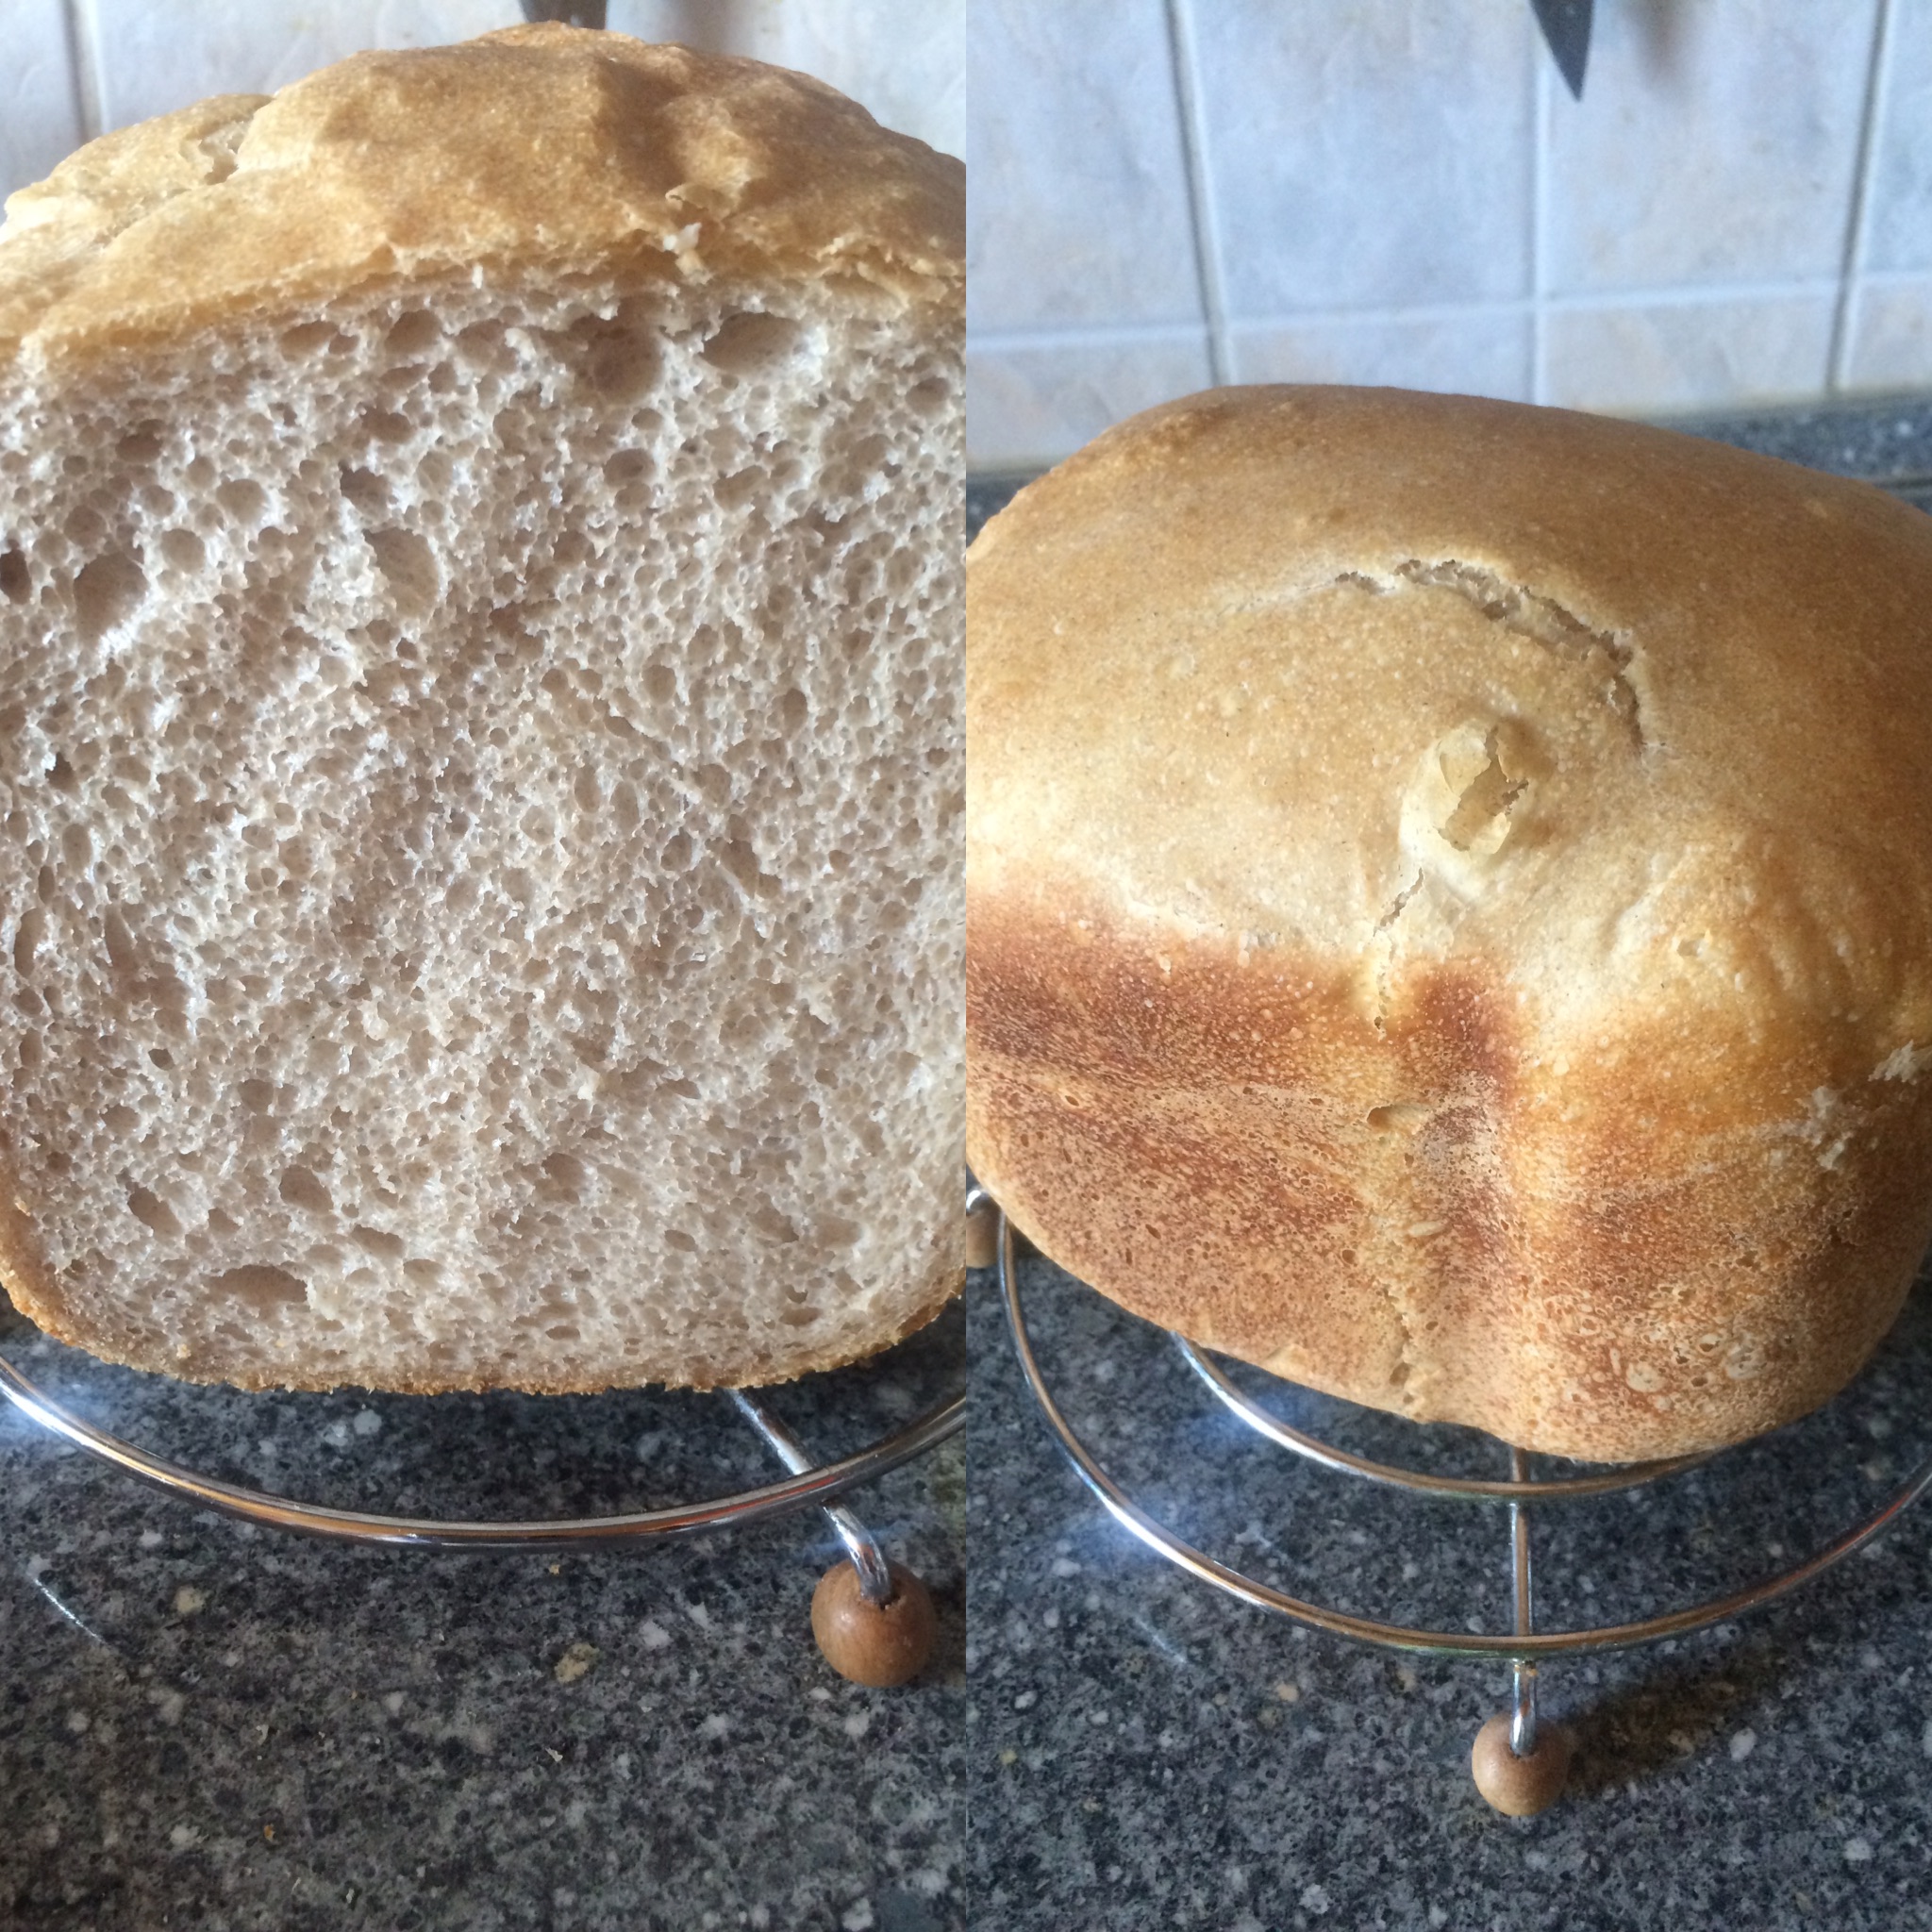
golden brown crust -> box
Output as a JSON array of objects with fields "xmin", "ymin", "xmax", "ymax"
[
  {"xmin": 967, "ymin": 385, "xmax": 1932, "ymax": 1460},
  {"xmin": 0, "ymin": 25, "xmax": 963, "ymax": 368}
]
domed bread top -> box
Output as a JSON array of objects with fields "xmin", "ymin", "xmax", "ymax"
[
  {"xmin": 0, "ymin": 24, "xmax": 963, "ymax": 368},
  {"xmin": 967, "ymin": 385, "xmax": 1932, "ymax": 1460}
]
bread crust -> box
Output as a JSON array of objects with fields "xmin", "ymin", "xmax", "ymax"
[
  {"xmin": 967, "ymin": 385, "xmax": 1932, "ymax": 1460},
  {"xmin": 0, "ymin": 25, "xmax": 962, "ymax": 367}
]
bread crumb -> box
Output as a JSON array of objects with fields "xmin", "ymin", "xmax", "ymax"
[
  {"xmin": 553, "ymin": 1641, "xmax": 598, "ymax": 1684},
  {"xmin": 173, "ymin": 1586, "xmax": 207, "ymax": 1616}
]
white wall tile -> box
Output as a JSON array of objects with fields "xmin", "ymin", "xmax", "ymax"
[
  {"xmin": 1543, "ymin": 0, "xmax": 1878, "ymax": 294},
  {"xmin": 1183, "ymin": 0, "xmax": 1534, "ymax": 320},
  {"xmin": 966, "ymin": 0, "xmax": 1201, "ymax": 335},
  {"xmin": 1228, "ymin": 308, "xmax": 1532, "ymax": 403},
  {"xmin": 56, "ymin": 3, "xmax": 960, "ymax": 168},
  {"xmin": 1864, "ymin": 0, "xmax": 1932, "ymax": 275},
  {"xmin": 1841, "ymin": 275, "xmax": 1932, "ymax": 392},
  {"xmin": 1, "ymin": 0, "xmax": 82, "ymax": 206},
  {"xmin": 1543, "ymin": 291, "xmax": 1837, "ymax": 416},
  {"xmin": 610, "ymin": 1, "xmax": 963, "ymax": 158},
  {"xmin": 967, "ymin": 331, "xmax": 1211, "ymax": 471},
  {"xmin": 77, "ymin": 0, "xmax": 512, "ymax": 130}
]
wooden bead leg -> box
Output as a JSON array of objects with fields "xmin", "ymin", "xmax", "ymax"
[
  {"xmin": 965, "ymin": 1198, "xmax": 999, "ymax": 1271},
  {"xmin": 811, "ymin": 1558, "xmax": 936, "ymax": 1688},
  {"xmin": 1471, "ymin": 1712, "xmax": 1574, "ymax": 1816}
]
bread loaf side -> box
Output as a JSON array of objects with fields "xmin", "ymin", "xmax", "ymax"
[
  {"xmin": 967, "ymin": 386, "xmax": 1932, "ymax": 1460},
  {"xmin": 0, "ymin": 27, "xmax": 964, "ymax": 1391}
]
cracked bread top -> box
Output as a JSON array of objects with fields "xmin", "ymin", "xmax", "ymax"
[
  {"xmin": 0, "ymin": 23, "xmax": 963, "ymax": 370},
  {"xmin": 966, "ymin": 384, "xmax": 1932, "ymax": 1458}
]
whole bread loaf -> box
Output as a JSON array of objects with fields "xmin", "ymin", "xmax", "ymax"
[
  {"xmin": 0, "ymin": 26, "xmax": 964, "ymax": 1391},
  {"xmin": 967, "ymin": 385, "xmax": 1932, "ymax": 1461}
]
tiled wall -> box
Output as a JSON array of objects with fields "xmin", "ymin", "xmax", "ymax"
[
  {"xmin": 0, "ymin": 1, "xmax": 962, "ymax": 206},
  {"xmin": 968, "ymin": 0, "xmax": 1932, "ymax": 471}
]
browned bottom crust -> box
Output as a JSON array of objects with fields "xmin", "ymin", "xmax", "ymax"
[{"xmin": 0, "ymin": 1209, "xmax": 963, "ymax": 1397}]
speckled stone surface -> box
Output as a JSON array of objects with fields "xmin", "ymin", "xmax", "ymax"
[
  {"xmin": 964, "ymin": 398, "xmax": 1932, "ymax": 1931},
  {"xmin": 0, "ymin": 1298, "xmax": 964, "ymax": 1932},
  {"xmin": 967, "ymin": 1254, "xmax": 1932, "ymax": 1932}
]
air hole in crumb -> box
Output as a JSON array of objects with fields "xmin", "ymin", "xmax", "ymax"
[
  {"xmin": 216, "ymin": 479, "xmax": 266, "ymax": 524},
  {"xmin": 352, "ymin": 1224, "xmax": 406, "ymax": 1257},
  {"xmin": 1366, "ymin": 1103, "xmax": 1432, "ymax": 1133},
  {"xmin": 103, "ymin": 908, "xmax": 139, "ymax": 973},
  {"xmin": 279, "ymin": 1166, "xmax": 334, "ymax": 1215},
  {"xmin": 117, "ymin": 426, "xmax": 164, "ymax": 462},
  {"xmin": 366, "ymin": 527, "xmax": 439, "ymax": 618},
  {"xmin": 385, "ymin": 309, "xmax": 441, "ymax": 356},
  {"xmin": 340, "ymin": 466, "xmax": 390, "ymax": 514},
  {"xmin": 158, "ymin": 528, "xmax": 204, "ymax": 572},
  {"xmin": 239, "ymin": 1078, "xmax": 277, "ymax": 1113},
  {"xmin": 73, "ymin": 552, "xmax": 147, "ymax": 642},
  {"xmin": 362, "ymin": 408, "xmax": 413, "ymax": 445},
  {"xmin": 209, "ymin": 1264, "xmax": 308, "ymax": 1313},
  {"xmin": 127, "ymin": 1186, "xmax": 181, "ymax": 1237},
  {"xmin": 12, "ymin": 908, "xmax": 42, "ymax": 976},
  {"xmin": 280, "ymin": 322, "xmax": 335, "ymax": 356},
  {"xmin": 149, "ymin": 1048, "xmax": 173, "ymax": 1069},
  {"xmin": 907, "ymin": 376, "xmax": 950, "ymax": 417},
  {"xmin": 546, "ymin": 1151, "xmax": 590, "ymax": 1189},
  {"xmin": 778, "ymin": 688, "xmax": 808, "ymax": 731},
  {"xmin": 577, "ymin": 324, "xmax": 662, "ymax": 401},
  {"xmin": 642, "ymin": 664, "xmax": 675, "ymax": 704},
  {"xmin": 0, "ymin": 549, "xmax": 29, "ymax": 603},
  {"xmin": 701, "ymin": 311, "xmax": 803, "ymax": 377},
  {"xmin": 404, "ymin": 1258, "xmax": 441, "ymax": 1283},
  {"xmin": 665, "ymin": 1228, "xmax": 698, "ymax": 1253}
]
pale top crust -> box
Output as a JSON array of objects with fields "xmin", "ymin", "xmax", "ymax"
[
  {"xmin": 968, "ymin": 385, "xmax": 1932, "ymax": 1459},
  {"xmin": 0, "ymin": 23, "xmax": 963, "ymax": 369}
]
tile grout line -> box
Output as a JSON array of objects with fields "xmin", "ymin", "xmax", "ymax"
[
  {"xmin": 1530, "ymin": 23, "xmax": 1549, "ymax": 407},
  {"xmin": 1828, "ymin": 0, "xmax": 1894, "ymax": 393},
  {"xmin": 60, "ymin": 0, "xmax": 103, "ymax": 142},
  {"xmin": 1164, "ymin": 0, "xmax": 1229, "ymax": 388},
  {"xmin": 970, "ymin": 275, "xmax": 1854, "ymax": 358}
]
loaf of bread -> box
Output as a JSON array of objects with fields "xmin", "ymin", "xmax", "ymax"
[
  {"xmin": 967, "ymin": 385, "xmax": 1932, "ymax": 1461},
  {"xmin": 0, "ymin": 26, "xmax": 964, "ymax": 1391}
]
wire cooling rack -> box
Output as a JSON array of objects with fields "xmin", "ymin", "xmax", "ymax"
[
  {"xmin": 0, "ymin": 1238, "xmax": 966, "ymax": 1679},
  {"xmin": 985, "ymin": 1194, "xmax": 1932, "ymax": 1810}
]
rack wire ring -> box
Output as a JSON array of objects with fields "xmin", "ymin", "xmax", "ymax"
[
  {"xmin": 0, "ymin": 1346, "xmax": 964, "ymax": 1552},
  {"xmin": 998, "ymin": 1208, "xmax": 1932, "ymax": 1659}
]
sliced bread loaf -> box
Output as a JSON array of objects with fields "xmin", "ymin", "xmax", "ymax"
[{"xmin": 0, "ymin": 25, "xmax": 964, "ymax": 1391}]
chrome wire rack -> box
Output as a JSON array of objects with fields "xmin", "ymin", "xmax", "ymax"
[
  {"xmin": 986, "ymin": 1194, "xmax": 1932, "ymax": 1811},
  {"xmin": 0, "ymin": 1258, "xmax": 965, "ymax": 1680}
]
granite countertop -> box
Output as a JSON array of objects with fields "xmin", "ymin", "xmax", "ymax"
[
  {"xmin": 0, "ymin": 1297, "xmax": 964, "ymax": 1932},
  {"xmin": 968, "ymin": 1254, "xmax": 1932, "ymax": 1932},
  {"xmin": 965, "ymin": 394, "xmax": 1932, "ymax": 1932}
]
